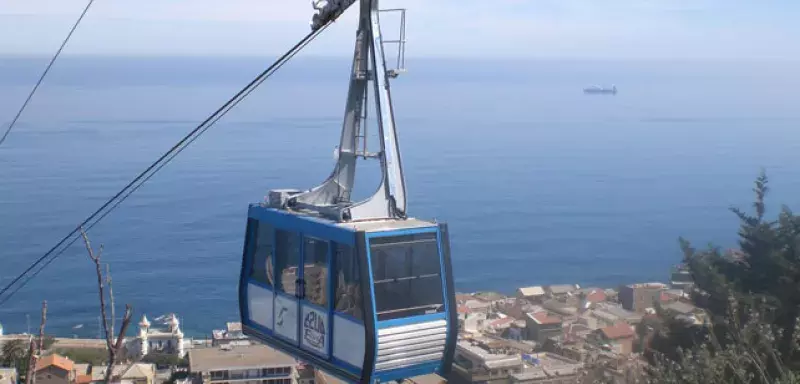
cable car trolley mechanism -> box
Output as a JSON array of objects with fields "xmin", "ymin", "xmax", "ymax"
[{"xmin": 238, "ymin": 0, "xmax": 457, "ymax": 382}]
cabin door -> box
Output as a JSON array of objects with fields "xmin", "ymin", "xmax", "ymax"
[
  {"xmin": 272, "ymin": 230, "xmax": 302, "ymax": 347},
  {"xmin": 297, "ymin": 236, "xmax": 331, "ymax": 358}
]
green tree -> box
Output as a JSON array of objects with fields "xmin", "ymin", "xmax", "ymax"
[
  {"xmin": 642, "ymin": 172, "xmax": 800, "ymax": 383},
  {"xmin": 142, "ymin": 352, "xmax": 184, "ymax": 367},
  {"xmin": 41, "ymin": 335, "xmax": 56, "ymax": 351},
  {"xmin": 1, "ymin": 339, "xmax": 30, "ymax": 377}
]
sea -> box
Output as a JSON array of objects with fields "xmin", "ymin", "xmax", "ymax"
[{"xmin": 1, "ymin": 55, "xmax": 799, "ymax": 338}]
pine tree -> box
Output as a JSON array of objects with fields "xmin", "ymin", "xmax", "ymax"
[{"xmin": 643, "ymin": 171, "xmax": 800, "ymax": 383}]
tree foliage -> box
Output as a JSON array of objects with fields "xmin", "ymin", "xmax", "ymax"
[
  {"xmin": 141, "ymin": 352, "xmax": 188, "ymax": 368},
  {"xmin": 1, "ymin": 339, "xmax": 29, "ymax": 376},
  {"xmin": 643, "ymin": 171, "xmax": 800, "ymax": 383}
]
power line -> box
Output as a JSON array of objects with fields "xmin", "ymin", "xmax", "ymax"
[
  {"xmin": 0, "ymin": 21, "xmax": 332, "ymax": 306},
  {"xmin": 0, "ymin": 0, "xmax": 96, "ymax": 147}
]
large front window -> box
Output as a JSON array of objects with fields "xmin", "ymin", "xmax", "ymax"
[{"xmin": 370, "ymin": 232, "xmax": 444, "ymax": 321}]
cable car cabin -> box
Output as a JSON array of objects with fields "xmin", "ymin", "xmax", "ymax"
[{"xmin": 238, "ymin": 204, "xmax": 457, "ymax": 383}]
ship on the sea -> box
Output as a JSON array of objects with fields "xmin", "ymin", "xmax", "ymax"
[{"xmin": 584, "ymin": 85, "xmax": 617, "ymax": 95}]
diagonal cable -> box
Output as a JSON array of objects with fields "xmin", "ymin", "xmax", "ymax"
[
  {"xmin": 0, "ymin": 21, "xmax": 333, "ymax": 306},
  {"xmin": 0, "ymin": 0, "xmax": 96, "ymax": 147}
]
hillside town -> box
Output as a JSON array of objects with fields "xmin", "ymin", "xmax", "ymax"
[
  {"xmin": 0, "ymin": 264, "xmax": 697, "ymax": 384},
  {"xmin": 447, "ymin": 263, "xmax": 696, "ymax": 383}
]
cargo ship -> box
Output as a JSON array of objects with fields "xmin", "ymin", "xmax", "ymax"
[{"xmin": 584, "ymin": 85, "xmax": 617, "ymax": 95}]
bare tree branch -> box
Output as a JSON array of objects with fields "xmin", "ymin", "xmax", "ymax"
[
  {"xmin": 80, "ymin": 227, "xmax": 134, "ymax": 384},
  {"xmin": 107, "ymin": 264, "xmax": 115, "ymax": 336},
  {"xmin": 80, "ymin": 227, "xmax": 112, "ymax": 353},
  {"xmin": 25, "ymin": 338, "xmax": 36, "ymax": 384},
  {"xmin": 36, "ymin": 301, "xmax": 47, "ymax": 357},
  {"xmin": 25, "ymin": 301, "xmax": 47, "ymax": 384},
  {"xmin": 104, "ymin": 305, "xmax": 133, "ymax": 384}
]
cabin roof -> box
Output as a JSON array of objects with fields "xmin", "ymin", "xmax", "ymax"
[
  {"xmin": 339, "ymin": 217, "xmax": 438, "ymax": 232},
  {"xmin": 251, "ymin": 204, "xmax": 438, "ymax": 234}
]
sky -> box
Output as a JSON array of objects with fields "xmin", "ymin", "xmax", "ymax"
[{"xmin": 1, "ymin": 0, "xmax": 798, "ymax": 59}]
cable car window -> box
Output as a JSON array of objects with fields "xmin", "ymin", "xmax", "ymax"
[
  {"xmin": 275, "ymin": 230, "xmax": 300, "ymax": 295},
  {"xmin": 303, "ymin": 237, "xmax": 329, "ymax": 307},
  {"xmin": 250, "ymin": 221, "xmax": 274, "ymax": 286},
  {"xmin": 333, "ymin": 244, "xmax": 363, "ymax": 321},
  {"xmin": 370, "ymin": 232, "xmax": 444, "ymax": 321}
]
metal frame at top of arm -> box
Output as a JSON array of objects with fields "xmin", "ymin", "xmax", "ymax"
[{"xmin": 284, "ymin": 0, "xmax": 409, "ymax": 223}]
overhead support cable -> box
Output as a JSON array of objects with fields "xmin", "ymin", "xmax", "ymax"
[
  {"xmin": 0, "ymin": 0, "xmax": 97, "ymax": 147},
  {"xmin": 0, "ymin": 20, "xmax": 334, "ymax": 306}
]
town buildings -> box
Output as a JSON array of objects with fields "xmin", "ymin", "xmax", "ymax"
[
  {"xmin": 128, "ymin": 314, "xmax": 187, "ymax": 359},
  {"xmin": 30, "ymin": 354, "xmax": 156, "ymax": 384},
  {"xmin": 187, "ymin": 344, "xmax": 297, "ymax": 384},
  {"xmin": 618, "ymin": 283, "xmax": 667, "ymax": 313}
]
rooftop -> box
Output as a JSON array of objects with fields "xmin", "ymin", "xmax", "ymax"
[
  {"xmin": 514, "ymin": 353, "xmax": 583, "ymax": 380},
  {"xmin": 189, "ymin": 344, "xmax": 295, "ymax": 372},
  {"xmin": 528, "ymin": 311, "xmax": 562, "ymax": 325},
  {"xmin": 489, "ymin": 317, "xmax": 516, "ymax": 328},
  {"xmin": 455, "ymin": 293, "xmax": 474, "ymax": 303},
  {"xmin": 600, "ymin": 323, "xmax": 635, "ymax": 340},
  {"xmin": 91, "ymin": 364, "xmax": 156, "ymax": 381},
  {"xmin": 595, "ymin": 303, "xmax": 642, "ymax": 322},
  {"xmin": 472, "ymin": 291, "xmax": 507, "ymax": 302},
  {"xmin": 464, "ymin": 299, "xmax": 491, "ymax": 309},
  {"xmin": 627, "ymin": 282, "xmax": 668, "ymax": 289},
  {"xmin": 35, "ymin": 354, "xmax": 74, "ymax": 373},
  {"xmin": 226, "ymin": 322, "xmax": 242, "ymax": 332},
  {"xmin": 517, "ymin": 286, "xmax": 545, "ymax": 297},
  {"xmin": 401, "ymin": 373, "xmax": 447, "ymax": 384},
  {"xmin": 586, "ymin": 289, "xmax": 607, "ymax": 303},
  {"xmin": 456, "ymin": 340, "xmax": 522, "ymax": 369},
  {"xmin": 548, "ymin": 285, "xmax": 578, "ymax": 295},
  {"xmin": 663, "ymin": 301, "xmax": 698, "ymax": 315}
]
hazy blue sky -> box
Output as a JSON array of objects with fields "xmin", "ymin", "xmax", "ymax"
[{"xmin": 1, "ymin": 0, "xmax": 798, "ymax": 59}]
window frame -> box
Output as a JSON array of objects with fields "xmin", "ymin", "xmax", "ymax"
[
  {"xmin": 249, "ymin": 221, "xmax": 275, "ymax": 287},
  {"xmin": 332, "ymin": 242, "xmax": 365, "ymax": 322},
  {"xmin": 368, "ymin": 231, "xmax": 445, "ymax": 321},
  {"xmin": 274, "ymin": 229, "xmax": 301, "ymax": 295},
  {"xmin": 302, "ymin": 235, "xmax": 330, "ymax": 307}
]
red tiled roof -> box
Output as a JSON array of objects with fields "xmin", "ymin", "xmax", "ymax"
[
  {"xmin": 601, "ymin": 322, "xmax": 635, "ymax": 340},
  {"xmin": 35, "ymin": 354, "xmax": 74, "ymax": 373},
  {"xmin": 457, "ymin": 305, "xmax": 471, "ymax": 314},
  {"xmin": 76, "ymin": 374, "xmax": 93, "ymax": 384},
  {"xmin": 586, "ymin": 290, "xmax": 607, "ymax": 303},
  {"xmin": 530, "ymin": 311, "xmax": 562, "ymax": 325}
]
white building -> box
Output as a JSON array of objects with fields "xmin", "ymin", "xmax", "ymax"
[{"xmin": 129, "ymin": 314, "xmax": 186, "ymax": 358}]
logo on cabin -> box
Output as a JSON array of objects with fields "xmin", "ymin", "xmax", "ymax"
[
  {"xmin": 303, "ymin": 311, "xmax": 326, "ymax": 349},
  {"xmin": 277, "ymin": 306, "xmax": 288, "ymax": 327}
]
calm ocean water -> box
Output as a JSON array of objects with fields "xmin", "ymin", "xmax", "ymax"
[{"xmin": 1, "ymin": 56, "xmax": 799, "ymax": 337}]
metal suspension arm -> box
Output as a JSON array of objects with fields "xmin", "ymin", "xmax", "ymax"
[{"xmin": 280, "ymin": 0, "xmax": 408, "ymax": 222}]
